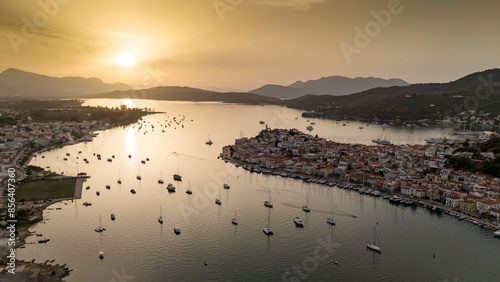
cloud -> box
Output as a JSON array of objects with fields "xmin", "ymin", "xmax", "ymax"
[{"xmin": 250, "ymin": 0, "xmax": 326, "ymax": 10}]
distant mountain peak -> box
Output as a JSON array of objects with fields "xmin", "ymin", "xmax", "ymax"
[{"xmin": 251, "ymin": 75, "xmax": 409, "ymax": 99}]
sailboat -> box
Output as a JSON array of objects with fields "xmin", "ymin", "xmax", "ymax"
[
  {"xmin": 99, "ymin": 251, "xmax": 104, "ymax": 259},
  {"xmin": 174, "ymin": 227, "xmax": 181, "ymax": 234},
  {"xmin": 137, "ymin": 166, "xmax": 142, "ymax": 180},
  {"xmin": 94, "ymin": 215, "xmax": 106, "ymax": 232},
  {"xmin": 158, "ymin": 171, "xmax": 164, "ymax": 184},
  {"xmin": 263, "ymin": 209, "xmax": 273, "ymax": 235},
  {"xmin": 117, "ymin": 170, "xmax": 121, "ymax": 184},
  {"xmin": 264, "ymin": 188, "xmax": 273, "ymax": 208},
  {"xmin": 326, "ymin": 210, "xmax": 336, "ymax": 225},
  {"xmin": 158, "ymin": 207, "xmax": 163, "ymax": 224},
  {"xmin": 223, "ymin": 173, "xmax": 230, "ymax": 189},
  {"xmin": 186, "ymin": 181, "xmax": 192, "ymax": 194},
  {"xmin": 173, "ymin": 169, "xmax": 182, "ymax": 181},
  {"xmin": 206, "ymin": 133, "xmax": 213, "ymax": 145},
  {"xmin": 302, "ymin": 193, "xmax": 311, "ymax": 213},
  {"xmin": 293, "ymin": 217, "xmax": 304, "ymax": 227},
  {"xmin": 166, "ymin": 183, "xmax": 176, "ymax": 192},
  {"xmin": 215, "ymin": 188, "xmax": 222, "ymax": 205},
  {"xmin": 232, "ymin": 210, "xmax": 238, "ymax": 225},
  {"xmin": 367, "ymin": 226, "xmax": 382, "ymax": 253}
]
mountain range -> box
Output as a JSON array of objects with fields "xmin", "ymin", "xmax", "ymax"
[
  {"xmin": 281, "ymin": 68, "xmax": 500, "ymax": 120},
  {"xmin": 250, "ymin": 76, "xmax": 409, "ymax": 99},
  {"xmin": 0, "ymin": 68, "xmax": 131, "ymax": 98}
]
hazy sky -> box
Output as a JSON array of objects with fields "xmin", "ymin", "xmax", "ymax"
[{"xmin": 1, "ymin": 0, "xmax": 499, "ymax": 91}]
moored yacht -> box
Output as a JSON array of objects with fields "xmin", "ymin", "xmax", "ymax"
[
  {"xmin": 293, "ymin": 217, "xmax": 304, "ymax": 227},
  {"xmin": 174, "ymin": 227, "xmax": 181, "ymax": 234},
  {"xmin": 367, "ymin": 243, "xmax": 381, "ymax": 253},
  {"xmin": 166, "ymin": 183, "xmax": 176, "ymax": 192},
  {"xmin": 263, "ymin": 226, "xmax": 273, "ymax": 235}
]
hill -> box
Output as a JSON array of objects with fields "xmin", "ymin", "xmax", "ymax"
[
  {"xmin": 279, "ymin": 69, "xmax": 500, "ymax": 121},
  {"xmin": 87, "ymin": 86, "xmax": 280, "ymax": 104},
  {"xmin": 250, "ymin": 75, "xmax": 408, "ymax": 99},
  {"xmin": 0, "ymin": 68, "xmax": 131, "ymax": 98}
]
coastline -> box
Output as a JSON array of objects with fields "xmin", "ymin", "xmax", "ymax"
[
  {"xmin": 0, "ymin": 112, "xmax": 155, "ymax": 280},
  {"xmin": 220, "ymin": 150, "xmax": 500, "ymax": 231}
]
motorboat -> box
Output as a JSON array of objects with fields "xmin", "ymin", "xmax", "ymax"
[
  {"xmin": 111, "ymin": 214, "xmax": 115, "ymax": 221},
  {"xmin": 174, "ymin": 227, "xmax": 181, "ymax": 234}
]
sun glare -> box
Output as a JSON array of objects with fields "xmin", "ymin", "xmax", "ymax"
[{"xmin": 117, "ymin": 52, "xmax": 136, "ymax": 67}]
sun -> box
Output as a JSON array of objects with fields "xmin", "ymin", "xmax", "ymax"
[{"xmin": 117, "ymin": 52, "xmax": 136, "ymax": 67}]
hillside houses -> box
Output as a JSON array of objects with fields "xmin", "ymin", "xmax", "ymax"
[{"xmin": 225, "ymin": 128, "xmax": 500, "ymax": 220}]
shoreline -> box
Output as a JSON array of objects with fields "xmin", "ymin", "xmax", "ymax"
[
  {"xmin": 0, "ymin": 112, "xmax": 155, "ymax": 280},
  {"xmin": 220, "ymin": 153, "xmax": 500, "ymax": 231}
]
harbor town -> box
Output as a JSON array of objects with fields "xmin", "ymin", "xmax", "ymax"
[{"xmin": 222, "ymin": 128, "xmax": 500, "ymax": 230}]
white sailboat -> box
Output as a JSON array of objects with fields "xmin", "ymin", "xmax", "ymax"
[
  {"xmin": 94, "ymin": 215, "xmax": 106, "ymax": 232},
  {"xmin": 326, "ymin": 210, "xmax": 336, "ymax": 225},
  {"xmin": 158, "ymin": 206, "xmax": 163, "ymax": 224},
  {"xmin": 99, "ymin": 251, "xmax": 104, "ymax": 259},
  {"xmin": 302, "ymin": 193, "xmax": 311, "ymax": 213},
  {"xmin": 264, "ymin": 188, "xmax": 273, "ymax": 208},
  {"xmin": 293, "ymin": 217, "xmax": 304, "ymax": 227},
  {"xmin": 231, "ymin": 210, "xmax": 238, "ymax": 225},
  {"xmin": 367, "ymin": 226, "xmax": 382, "ymax": 253},
  {"xmin": 263, "ymin": 209, "xmax": 273, "ymax": 235}
]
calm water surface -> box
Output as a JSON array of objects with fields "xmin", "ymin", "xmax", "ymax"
[{"xmin": 19, "ymin": 100, "xmax": 499, "ymax": 281}]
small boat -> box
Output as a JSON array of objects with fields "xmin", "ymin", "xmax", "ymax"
[
  {"xmin": 173, "ymin": 174, "xmax": 182, "ymax": 181},
  {"xmin": 130, "ymin": 189, "xmax": 136, "ymax": 194},
  {"xmin": 94, "ymin": 215, "xmax": 106, "ymax": 232},
  {"xmin": 232, "ymin": 210, "xmax": 238, "ymax": 225},
  {"xmin": 117, "ymin": 179, "xmax": 121, "ymax": 184},
  {"xmin": 105, "ymin": 185, "xmax": 110, "ymax": 189},
  {"xmin": 327, "ymin": 210, "xmax": 336, "ymax": 225},
  {"xmin": 111, "ymin": 214, "xmax": 115, "ymax": 220},
  {"xmin": 159, "ymin": 207, "xmax": 163, "ymax": 224},
  {"xmin": 141, "ymin": 160, "xmax": 146, "ymax": 164},
  {"xmin": 38, "ymin": 238, "xmax": 50, "ymax": 244},
  {"xmin": 96, "ymin": 191, "xmax": 100, "ymax": 196},
  {"xmin": 99, "ymin": 251, "xmax": 104, "ymax": 259},
  {"xmin": 302, "ymin": 193, "xmax": 311, "ymax": 213},
  {"xmin": 128, "ymin": 154, "xmax": 132, "ymax": 158},
  {"xmin": 367, "ymin": 226, "xmax": 381, "ymax": 253},
  {"xmin": 494, "ymin": 230, "xmax": 500, "ymax": 237},
  {"xmin": 306, "ymin": 125, "xmax": 314, "ymax": 131},
  {"xmin": 367, "ymin": 243, "xmax": 381, "ymax": 253},
  {"xmin": 167, "ymin": 183, "xmax": 176, "ymax": 192},
  {"xmin": 83, "ymin": 202, "xmax": 92, "ymax": 206},
  {"xmin": 107, "ymin": 158, "xmax": 112, "ymax": 162},
  {"xmin": 86, "ymin": 186, "xmax": 90, "ymax": 190},
  {"xmin": 186, "ymin": 181, "xmax": 192, "ymax": 194},
  {"xmin": 215, "ymin": 188, "xmax": 222, "ymax": 205},
  {"xmin": 259, "ymin": 121, "xmax": 265, "ymax": 124},
  {"xmin": 174, "ymin": 227, "xmax": 181, "ymax": 234},
  {"xmin": 263, "ymin": 226, "xmax": 273, "ymax": 235},
  {"xmin": 293, "ymin": 217, "xmax": 304, "ymax": 227},
  {"xmin": 264, "ymin": 189, "xmax": 273, "ymax": 208},
  {"xmin": 137, "ymin": 175, "xmax": 141, "ymax": 180}
]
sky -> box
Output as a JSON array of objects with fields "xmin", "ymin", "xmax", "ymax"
[{"xmin": 1, "ymin": 0, "xmax": 499, "ymax": 91}]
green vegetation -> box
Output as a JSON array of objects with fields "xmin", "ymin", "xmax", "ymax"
[{"xmin": 15, "ymin": 178, "xmax": 76, "ymax": 202}]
